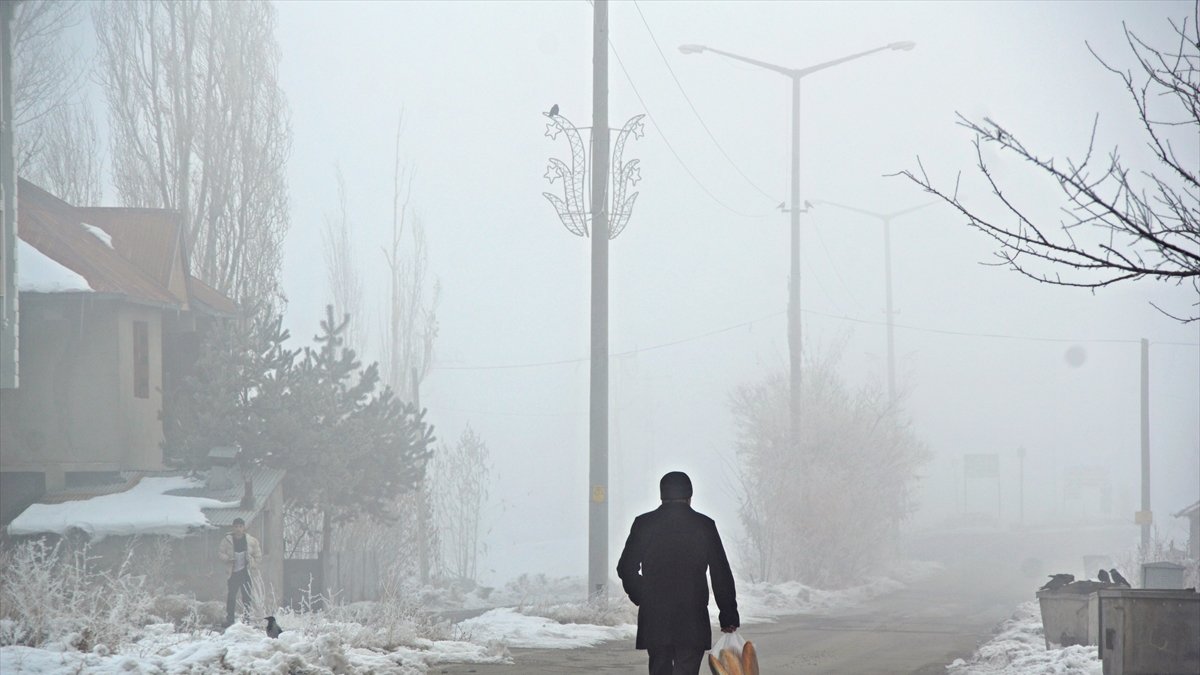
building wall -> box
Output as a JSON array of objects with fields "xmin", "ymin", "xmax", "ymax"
[
  {"xmin": 0, "ymin": 295, "xmax": 164, "ymax": 489},
  {"xmin": 0, "ymin": 1, "xmax": 18, "ymax": 389}
]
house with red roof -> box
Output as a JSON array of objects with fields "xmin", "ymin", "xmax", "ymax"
[{"xmin": 0, "ymin": 179, "xmax": 238, "ymax": 521}]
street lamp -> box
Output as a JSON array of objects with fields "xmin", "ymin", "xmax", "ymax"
[
  {"xmin": 679, "ymin": 41, "xmax": 915, "ymax": 459},
  {"xmin": 812, "ymin": 199, "xmax": 936, "ymax": 407}
]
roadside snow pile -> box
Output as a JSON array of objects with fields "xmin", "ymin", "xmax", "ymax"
[
  {"xmin": 0, "ymin": 621, "xmax": 508, "ymax": 674},
  {"xmin": 457, "ymin": 608, "xmax": 635, "ymax": 648},
  {"xmin": 946, "ymin": 601, "xmax": 1101, "ymax": 675},
  {"xmin": 735, "ymin": 559, "xmax": 943, "ymax": 623}
]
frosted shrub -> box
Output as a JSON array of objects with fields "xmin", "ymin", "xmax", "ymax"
[{"xmin": 0, "ymin": 539, "xmax": 155, "ymax": 650}]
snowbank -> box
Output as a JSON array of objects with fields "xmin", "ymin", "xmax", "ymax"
[
  {"xmin": 0, "ymin": 560, "xmax": 943, "ymax": 672},
  {"xmin": 947, "ymin": 601, "xmax": 1102, "ymax": 675}
]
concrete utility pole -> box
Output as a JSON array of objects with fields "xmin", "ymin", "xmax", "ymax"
[
  {"xmin": 679, "ymin": 42, "xmax": 914, "ymax": 459},
  {"xmin": 1140, "ymin": 338, "xmax": 1151, "ymax": 550},
  {"xmin": 813, "ymin": 200, "xmax": 935, "ymax": 407},
  {"xmin": 542, "ymin": 0, "xmax": 644, "ymax": 603},
  {"xmin": 588, "ymin": 0, "xmax": 611, "ymax": 601}
]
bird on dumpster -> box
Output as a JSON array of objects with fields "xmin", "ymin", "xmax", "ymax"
[
  {"xmin": 1097, "ymin": 569, "xmax": 1111, "ymax": 583},
  {"xmin": 265, "ymin": 616, "xmax": 283, "ymax": 639},
  {"xmin": 1110, "ymin": 568, "xmax": 1131, "ymax": 587},
  {"xmin": 548, "ymin": 103, "xmax": 560, "ymax": 117},
  {"xmin": 1039, "ymin": 573, "xmax": 1074, "ymax": 591}
]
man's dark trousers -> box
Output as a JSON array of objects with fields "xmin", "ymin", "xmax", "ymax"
[
  {"xmin": 226, "ymin": 569, "xmax": 252, "ymax": 624},
  {"xmin": 647, "ymin": 646, "xmax": 704, "ymax": 675}
]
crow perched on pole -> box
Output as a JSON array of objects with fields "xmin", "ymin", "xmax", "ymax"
[{"xmin": 548, "ymin": 103, "xmax": 560, "ymax": 117}]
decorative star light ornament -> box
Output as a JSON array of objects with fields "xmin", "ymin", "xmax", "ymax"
[{"xmin": 542, "ymin": 111, "xmax": 645, "ymax": 240}]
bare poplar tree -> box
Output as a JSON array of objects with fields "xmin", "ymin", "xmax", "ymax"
[
  {"xmin": 900, "ymin": 15, "xmax": 1199, "ymax": 322},
  {"xmin": 381, "ymin": 116, "xmax": 440, "ymax": 399},
  {"xmin": 11, "ymin": 0, "xmax": 102, "ymax": 203},
  {"xmin": 432, "ymin": 425, "xmax": 491, "ymax": 583},
  {"xmin": 322, "ymin": 168, "xmax": 363, "ymax": 352},
  {"xmin": 10, "ymin": 0, "xmax": 85, "ymax": 170},
  {"xmin": 94, "ymin": 0, "xmax": 291, "ymax": 306},
  {"xmin": 24, "ymin": 102, "xmax": 102, "ymax": 205}
]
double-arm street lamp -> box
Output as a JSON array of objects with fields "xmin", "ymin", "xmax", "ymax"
[
  {"xmin": 813, "ymin": 199, "xmax": 936, "ymax": 408},
  {"xmin": 679, "ymin": 40, "xmax": 915, "ymax": 458}
]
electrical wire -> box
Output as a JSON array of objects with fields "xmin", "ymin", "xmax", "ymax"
[
  {"xmin": 603, "ymin": 34, "xmax": 770, "ymax": 218},
  {"xmin": 632, "ymin": 0, "xmax": 780, "ymax": 205},
  {"xmin": 431, "ymin": 307, "xmax": 1197, "ymax": 373}
]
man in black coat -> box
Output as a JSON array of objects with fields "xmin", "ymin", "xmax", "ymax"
[{"xmin": 617, "ymin": 471, "xmax": 739, "ymax": 675}]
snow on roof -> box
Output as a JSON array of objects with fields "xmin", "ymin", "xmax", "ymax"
[
  {"xmin": 7, "ymin": 476, "xmax": 241, "ymax": 541},
  {"xmin": 16, "ymin": 239, "xmax": 93, "ymax": 293},
  {"xmin": 81, "ymin": 221, "xmax": 115, "ymax": 249}
]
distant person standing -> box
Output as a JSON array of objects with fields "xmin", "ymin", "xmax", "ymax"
[
  {"xmin": 219, "ymin": 517, "xmax": 262, "ymax": 627},
  {"xmin": 617, "ymin": 471, "xmax": 739, "ymax": 675}
]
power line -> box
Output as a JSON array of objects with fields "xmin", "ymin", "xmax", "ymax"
[
  {"xmin": 432, "ymin": 307, "xmax": 1197, "ymax": 373},
  {"xmin": 632, "ymin": 0, "xmax": 780, "ymax": 204},
  {"xmin": 433, "ymin": 310, "xmax": 784, "ymax": 371},
  {"xmin": 605, "ymin": 36, "xmax": 770, "ymax": 219}
]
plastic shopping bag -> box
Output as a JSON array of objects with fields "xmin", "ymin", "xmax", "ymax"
[{"xmin": 707, "ymin": 631, "xmax": 759, "ymax": 675}]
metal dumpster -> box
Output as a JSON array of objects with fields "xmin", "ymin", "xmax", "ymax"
[
  {"xmin": 1037, "ymin": 588, "xmax": 1094, "ymax": 648},
  {"xmin": 1097, "ymin": 588, "xmax": 1200, "ymax": 675}
]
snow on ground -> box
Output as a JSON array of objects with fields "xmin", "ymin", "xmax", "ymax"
[
  {"xmin": 0, "ymin": 622, "xmax": 507, "ymax": 675},
  {"xmin": 7, "ymin": 476, "xmax": 240, "ymax": 540},
  {"xmin": 457, "ymin": 608, "xmax": 635, "ymax": 648},
  {"xmin": 16, "ymin": 240, "xmax": 92, "ymax": 293},
  {"xmin": 0, "ymin": 562, "xmax": 942, "ymax": 673},
  {"xmin": 947, "ymin": 601, "xmax": 1102, "ymax": 675}
]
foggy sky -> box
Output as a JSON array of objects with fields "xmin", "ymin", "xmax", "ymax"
[{"xmin": 267, "ymin": 0, "xmax": 1198, "ymax": 581}]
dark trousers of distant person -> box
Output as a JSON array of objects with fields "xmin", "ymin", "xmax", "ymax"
[
  {"xmin": 647, "ymin": 646, "xmax": 704, "ymax": 675},
  {"xmin": 226, "ymin": 569, "xmax": 252, "ymax": 625}
]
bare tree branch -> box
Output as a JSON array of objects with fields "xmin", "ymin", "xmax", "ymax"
[
  {"xmin": 94, "ymin": 0, "xmax": 291, "ymax": 307},
  {"xmin": 896, "ymin": 14, "xmax": 1200, "ymax": 322}
]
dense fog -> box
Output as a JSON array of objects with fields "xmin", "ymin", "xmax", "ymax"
[
  {"xmin": 17, "ymin": 0, "xmax": 1199, "ymax": 583},
  {"xmin": 267, "ymin": 0, "xmax": 1200, "ymax": 582}
]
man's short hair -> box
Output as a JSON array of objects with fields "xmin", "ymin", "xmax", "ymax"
[
  {"xmin": 232, "ymin": 517, "xmax": 246, "ymax": 526},
  {"xmin": 660, "ymin": 471, "xmax": 693, "ymax": 500}
]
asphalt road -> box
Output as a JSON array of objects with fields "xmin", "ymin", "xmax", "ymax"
[{"xmin": 433, "ymin": 559, "xmax": 1030, "ymax": 675}]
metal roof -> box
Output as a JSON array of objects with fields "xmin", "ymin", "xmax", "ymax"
[
  {"xmin": 167, "ymin": 465, "xmax": 287, "ymax": 526},
  {"xmin": 76, "ymin": 206, "xmax": 189, "ymax": 305},
  {"xmin": 17, "ymin": 179, "xmax": 238, "ymax": 316},
  {"xmin": 19, "ymin": 180, "xmax": 179, "ymax": 306}
]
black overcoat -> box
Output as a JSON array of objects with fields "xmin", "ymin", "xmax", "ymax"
[{"xmin": 616, "ymin": 502, "xmax": 739, "ymax": 650}]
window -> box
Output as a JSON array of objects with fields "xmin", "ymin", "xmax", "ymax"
[{"xmin": 133, "ymin": 320, "xmax": 149, "ymax": 398}]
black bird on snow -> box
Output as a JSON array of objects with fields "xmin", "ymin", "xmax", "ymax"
[
  {"xmin": 1097, "ymin": 569, "xmax": 1112, "ymax": 583},
  {"xmin": 1039, "ymin": 573, "xmax": 1074, "ymax": 591},
  {"xmin": 1110, "ymin": 568, "xmax": 1131, "ymax": 587},
  {"xmin": 265, "ymin": 616, "xmax": 283, "ymax": 639},
  {"xmin": 548, "ymin": 103, "xmax": 560, "ymax": 117}
]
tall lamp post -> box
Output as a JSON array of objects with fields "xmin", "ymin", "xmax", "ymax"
[
  {"xmin": 679, "ymin": 41, "xmax": 914, "ymax": 459},
  {"xmin": 813, "ymin": 199, "xmax": 935, "ymax": 407},
  {"xmin": 542, "ymin": 0, "xmax": 645, "ymax": 601}
]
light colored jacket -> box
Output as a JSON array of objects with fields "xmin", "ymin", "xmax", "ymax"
[{"xmin": 218, "ymin": 532, "xmax": 263, "ymax": 574}]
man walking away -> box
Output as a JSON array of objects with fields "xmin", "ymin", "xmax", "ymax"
[
  {"xmin": 219, "ymin": 517, "xmax": 262, "ymax": 627},
  {"xmin": 617, "ymin": 471, "xmax": 739, "ymax": 675}
]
